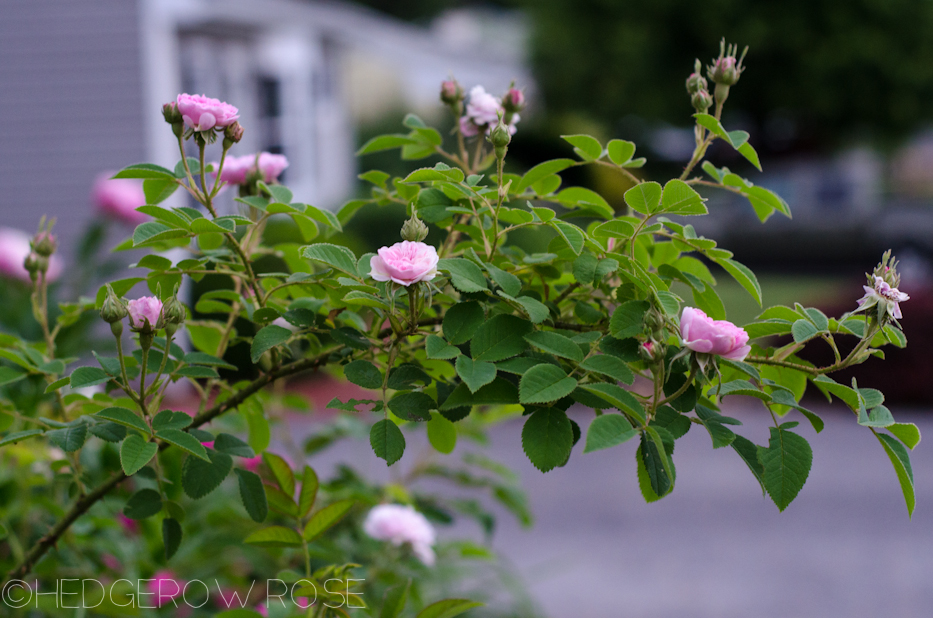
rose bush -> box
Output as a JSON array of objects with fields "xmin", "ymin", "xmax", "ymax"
[{"xmin": 0, "ymin": 40, "xmax": 919, "ymax": 617}]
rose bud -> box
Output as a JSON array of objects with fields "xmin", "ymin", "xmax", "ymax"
[
  {"xmin": 440, "ymin": 79, "xmax": 463, "ymax": 106},
  {"xmin": 32, "ymin": 231, "xmax": 57, "ymax": 258},
  {"xmin": 400, "ymin": 211, "xmax": 429, "ymax": 242},
  {"xmin": 502, "ymin": 87, "xmax": 526, "ymax": 113},
  {"xmin": 691, "ymin": 89, "xmax": 714, "ymax": 113},
  {"xmin": 127, "ymin": 296, "xmax": 164, "ymax": 333},
  {"xmin": 223, "ymin": 121, "xmax": 245, "ymax": 148},
  {"xmin": 680, "ymin": 307, "xmax": 751, "ymax": 362}
]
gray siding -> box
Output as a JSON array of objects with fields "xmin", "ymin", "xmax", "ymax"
[{"xmin": 0, "ymin": 0, "xmax": 145, "ymax": 251}]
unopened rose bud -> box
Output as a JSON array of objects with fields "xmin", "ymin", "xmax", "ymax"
[
  {"xmin": 686, "ymin": 59, "xmax": 708, "ymax": 94},
  {"xmin": 502, "ymin": 87, "xmax": 525, "ymax": 113},
  {"xmin": 162, "ymin": 101, "xmax": 182, "ymax": 124},
  {"xmin": 639, "ymin": 340, "xmax": 664, "ymax": 363},
  {"xmin": 691, "ymin": 89, "xmax": 714, "ymax": 113},
  {"xmin": 24, "ymin": 252, "xmax": 41, "ymax": 281},
  {"xmin": 706, "ymin": 39, "xmax": 747, "ymax": 88},
  {"xmin": 400, "ymin": 211, "xmax": 429, "ymax": 242},
  {"xmin": 489, "ymin": 117, "xmax": 511, "ymax": 159},
  {"xmin": 100, "ymin": 285, "xmax": 128, "ymax": 324},
  {"xmin": 127, "ymin": 296, "xmax": 164, "ymax": 333},
  {"xmin": 223, "ymin": 121, "xmax": 244, "ymax": 149},
  {"xmin": 161, "ymin": 293, "xmax": 187, "ymax": 328},
  {"xmin": 32, "ymin": 231, "xmax": 57, "ymax": 257},
  {"xmin": 440, "ymin": 80, "xmax": 463, "ymax": 106}
]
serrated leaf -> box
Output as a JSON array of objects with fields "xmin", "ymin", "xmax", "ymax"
[
  {"xmin": 791, "ymin": 319, "xmax": 820, "ymax": 344},
  {"xmin": 550, "ymin": 220, "xmax": 585, "ymax": 255},
  {"xmin": 124, "ymin": 488, "xmax": 162, "ymax": 520},
  {"xmin": 426, "ymin": 335, "xmax": 460, "ymax": 359},
  {"xmin": 661, "ymin": 179, "xmax": 707, "ymax": 215},
  {"xmin": 235, "ymin": 469, "xmax": 268, "ymax": 523},
  {"xmin": 485, "ymin": 262, "xmax": 521, "ymax": 296},
  {"xmin": 521, "ymin": 407, "xmax": 573, "ymax": 472},
  {"xmin": 380, "ymin": 580, "xmax": 412, "ymax": 618},
  {"xmin": 69, "ymin": 366, "xmax": 111, "ymax": 389},
  {"xmin": 388, "ymin": 392, "xmax": 435, "ymax": 421},
  {"xmin": 888, "ymin": 423, "xmax": 921, "ymax": 450},
  {"xmin": 156, "ymin": 429, "xmax": 210, "ymax": 460},
  {"xmin": 244, "ymin": 526, "xmax": 303, "ymax": 548},
  {"xmin": 523, "ymin": 331, "xmax": 583, "ymax": 362},
  {"xmin": 371, "ymin": 419, "xmax": 406, "ymax": 466},
  {"xmin": 427, "ymin": 412, "xmax": 457, "ymax": 454},
  {"xmin": 579, "ymin": 355, "xmax": 634, "ymax": 384},
  {"xmin": 518, "ymin": 364, "xmax": 576, "ymax": 403},
  {"xmin": 609, "ymin": 300, "xmax": 649, "ymax": 339},
  {"xmin": 299, "ymin": 466, "xmax": 319, "ymax": 517},
  {"xmin": 89, "ymin": 422, "xmax": 127, "ymax": 443},
  {"xmin": 263, "ymin": 452, "xmax": 295, "ymax": 495},
  {"xmin": 471, "ymin": 314, "xmax": 533, "ymax": 362},
  {"xmin": 162, "ymin": 517, "xmax": 182, "ymax": 560},
  {"xmin": 715, "ymin": 257, "xmax": 762, "ymax": 306},
  {"xmin": 443, "ymin": 301, "xmax": 484, "ymax": 345},
  {"xmin": 562, "ymin": 134, "xmax": 603, "ymax": 160},
  {"xmin": 517, "ymin": 159, "xmax": 575, "ymax": 192},
  {"xmin": 578, "ymin": 383, "xmax": 646, "ymax": 425},
  {"xmin": 120, "ymin": 435, "xmax": 158, "ymax": 476},
  {"xmin": 301, "ymin": 243, "xmax": 359, "ymax": 277},
  {"xmin": 758, "ymin": 425, "xmax": 812, "ymax": 511},
  {"xmin": 48, "ymin": 423, "xmax": 88, "ymax": 452},
  {"xmin": 584, "ymin": 414, "xmax": 636, "ymax": 453},
  {"xmin": 303, "ymin": 499, "xmax": 354, "ymax": 541},
  {"xmin": 607, "ymin": 139, "xmax": 636, "ymax": 165},
  {"xmin": 344, "ymin": 360, "xmax": 383, "ymax": 389},
  {"xmin": 876, "ymin": 431, "xmax": 915, "ymax": 517},
  {"xmin": 455, "ymin": 356, "xmax": 497, "ymax": 394},
  {"xmin": 437, "ymin": 258, "xmax": 487, "ymax": 293},
  {"xmin": 182, "ymin": 450, "xmax": 233, "ymax": 499},
  {"xmin": 0, "ymin": 429, "xmax": 44, "ymax": 447},
  {"xmin": 731, "ymin": 434, "xmax": 766, "ymax": 494},
  {"xmin": 624, "ymin": 182, "xmax": 662, "ymax": 215},
  {"xmin": 250, "ymin": 324, "xmax": 292, "ymax": 363}
]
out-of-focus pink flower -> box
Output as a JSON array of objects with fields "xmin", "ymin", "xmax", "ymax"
[
  {"xmin": 0, "ymin": 228, "xmax": 62, "ymax": 283},
  {"xmin": 679, "ymin": 307, "xmax": 750, "ymax": 361},
  {"xmin": 459, "ymin": 115, "xmax": 480, "ymax": 137},
  {"xmin": 369, "ymin": 241, "xmax": 439, "ymax": 287},
  {"xmin": 177, "ymin": 94, "xmax": 239, "ymax": 132},
  {"xmin": 127, "ymin": 296, "xmax": 163, "ymax": 331},
  {"xmin": 200, "ymin": 441, "xmax": 214, "ymax": 449},
  {"xmin": 460, "ymin": 85, "xmax": 520, "ymax": 137},
  {"xmin": 92, "ymin": 173, "xmax": 147, "ymax": 226},
  {"xmin": 213, "ymin": 152, "xmax": 289, "ymax": 185},
  {"xmin": 857, "ymin": 275, "xmax": 909, "ymax": 320},
  {"xmin": 147, "ymin": 570, "xmax": 182, "ymax": 608},
  {"xmin": 364, "ymin": 504, "xmax": 436, "ymax": 566},
  {"xmin": 242, "ymin": 455, "xmax": 262, "ymax": 472},
  {"xmin": 101, "ymin": 554, "xmax": 121, "ymax": 571},
  {"xmin": 117, "ymin": 513, "xmax": 138, "ymax": 534}
]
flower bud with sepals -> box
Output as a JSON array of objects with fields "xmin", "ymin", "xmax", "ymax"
[
  {"xmin": 488, "ymin": 114, "xmax": 511, "ymax": 160},
  {"xmin": 707, "ymin": 39, "xmax": 748, "ymax": 108},
  {"xmin": 400, "ymin": 210, "xmax": 429, "ymax": 242},
  {"xmin": 222, "ymin": 121, "xmax": 244, "ymax": 149},
  {"xmin": 686, "ymin": 59, "xmax": 707, "ymax": 95},
  {"xmin": 691, "ymin": 89, "xmax": 713, "ymax": 114},
  {"xmin": 440, "ymin": 79, "xmax": 463, "ymax": 107}
]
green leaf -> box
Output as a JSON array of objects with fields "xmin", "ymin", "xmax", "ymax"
[
  {"xmin": 471, "ymin": 314, "xmax": 533, "ymax": 362},
  {"xmin": 438, "ymin": 258, "xmax": 488, "ymax": 293},
  {"xmin": 331, "ymin": 327, "xmax": 370, "ymax": 350},
  {"xmin": 524, "ymin": 331, "xmax": 583, "ymax": 362},
  {"xmin": 584, "ymin": 414, "xmax": 636, "ymax": 453},
  {"xmin": 388, "ymin": 392, "xmax": 435, "ymax": 421},
  {"xmin": 120, "ymin": 435, "xmax": 158, "ymax": 476},
  {"xmin": 250, "ymin": 324, "xmax": 292, "ymax": 363},
  {"xmin": 624, "ymin": 182, "xmax": 662, "ymax": 215},
  {"xmin": 156, "ymin": 429, "xmax": 210, "ymax": 461},
  {"xmin": 517, "ymin": 159, "xmax": 575, "ymax": 192},
  {"xmin": 123, "ymin": 488, "xmax": 162, "ymax": 520},
  {"xmin": 301, "ymin": 243, "xmax": 359, "ymax": 277},
  {"xmin": 758, "ymin": 425, "xmax": 812, "ymax": 511},
  {"xmin": 549, "ymin": 220, "xmax": 585, "ymax": 255},
  {"xmin": 426, "ymin": 335, "xmax": 461, "ymax": 359},
  {"xmin": 579, "ymin": 355, "xmax": 634, "ymax": 384},
  {"xmin": 521, "ymin": 407, "xmax": 574, "ymax": 472},
  {"xmin": 715, "ymin": 257, "xmax": 762, "ymax": 306},
  {"xmin": 519, "ymin": 364, "xmax": 578, "ymax": 404},
  {"xmin": 181, "ymin": 450, "xmax": 233, "ymax": 499},
  {"xmin": 562, "ymin": 134, "xmax": 603, "ymax": 160},
  {"xmin": 731, "ymin": 434, "xmax": 766, "ymax": 494},
  {"xmin": 303, "ymin": 499, "xmax": 354, "ymax": 541},
  {"xmin": 791, "ymin": 319, "xmax": 820, "ymax": 344},
  {"xmin": 47, "ymin": 423, "xmax": 88, "ymax": 452},
  {"xmin": 416, "ymin": 599, "xmax": 484, "ymax": 618},
  {"xmin": 183, "ymin": 352, "xmax": 236, "ymax": 370},
  {"xmin": 387, "ymin": 365, "xmax": 431, "ymax": 391},
  {"xmin": 443, "ymin": 301, "xmax": 484, "ymax": 345},
  {"xmin": 572, "ymin": 253, "xmax": 598, "ymax": 286},
  {"xmin": 235, "ymin": 469, "xmax": 268, "ymax": 523},
  {"xmin": 380, "ymin": 580, "xmax": 412, "ymax": 618},
  {"xmin": 162, "ymin": 518, "xmax": 182, "ymax": 560},
  {"xmin": 812, "ymin": 376, "xmax": 861, "ymax": 411},
  {"xmin": 858, "ymin": 405, "xmax": 896, "ymax": 428},
  {"xmin": 455, "ymin": 356, "xmax": 497, "ymax": 394},
  {"xmin": 578, "ymin": 383, "xmax": 646, "ymax": 425},
  {"xmin": 0, "ymin": 429, "xmax": 44, "ymax": 447},
  {"xmin": 609, "ymin": 300, "xmax": 649, "ymax": 339},
  {"xmin": 737, "ymin": 142, "xmax": 762, "ymax": 171},
  {"xmin": 876, "ymin": 432, "xmax": 915, "ymax": 517},
  {"xmin": 152, "ymin": 410, "xmax": 192, "ymax": 432},
  {"xmin": 69, "ymin": 366, "xmax": 111, "ymax": 389},
  {"xmin": 244, "ymin": 525, "xmax": 303, "ymax": 548},
  {"xmin": 500, "ymin": 293, "xmax": 550, "ymax": 324},
  {"xmin": 357, "ymin": 134, "xmax": 419, "ymax": 154},
  {"xmin": 298, "ymin": 466, "xmax": 319, "ymax": 518},
  {"xmin": 695, "ymin": 405, "xmax": 738, "ymax": 448},
  {"xmin": 113, "ymin": 163, "xmax": 176, "ymax": 180},
  {"xmin": 263, "ymin": 452, "xmax": 295, "ymax": 495},
  {"xmin": 344, "ymin": 360, "xmax": 383, "ymax": 389},
  {"xmin": 89, "ymin": 422, "xmax": 127, "ymax": 443},
  {"xmin": 607, "ymin": 139, "xmax": 636, "ymax": 165},
  {"xmin": 661, "ymin": 179, "xmax": 707, "ymax": 215},
  {"xmin": 642, "ymin": 427, "xmax": 675, "ymax": 496},
  {"xmin": 143, "ymin": 178, "xmax": 179, "ymax": 204},
  {"xmin": 427, "ymin": 412, "xmax": 457, "ymax": 454},
  {"xmin": 96, "ymin": 407, "xmax": 151, "ymax": 435},
  {"xmin": 371, "ymin": 419, "xmax": 406, "ymax": 466},
  {"xmin": 888, "ymin": 423, "xmax": 921, "ymax": 450},
  {"xmin": 485, "ymin": 263, "xmax": 521, "ymax": 296}
]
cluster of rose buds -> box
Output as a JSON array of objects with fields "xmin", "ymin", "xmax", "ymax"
[
  {"xmin": 856, "ymin": 251, "xmax": 909, "ymax": 322},
  {"xmin": 23, "ymin": 218, "xmax": 60, "ymax": 284},
  {"xmin": 101, "ymin": 285, "xmax": 186, "ymax": 338},
  {"xmin": 442, "ymin": 80, "xmax": 525, "ymax": 138},
  {"xmin": 163, "ymin": 93, "xmax": 242, "ymax": 146},
  {"xmin": 686, "ymin": 59, "xmax": 713, "ymax": 114}
]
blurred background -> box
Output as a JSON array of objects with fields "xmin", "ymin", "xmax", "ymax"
[{"xmin": 2, "ymin": 0, "xmax": 933, "ymax": 616}]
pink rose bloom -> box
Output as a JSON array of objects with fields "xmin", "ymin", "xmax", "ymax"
[
  {"xmin": 857, "ymin": 275, "xmax": 909, "ymax": 320},
  {"xmin": 679, "ymin": 307, "xmax": 751, "ymax": 361},
  {"xmin": 93, "ymin": 173, "xmax": 147, "ymax": 225},
  {"xmin": 147, "ymin": 570, "xmax": 182, "ymax": 608},
  {"xmin": 0, "ymin": 228, "xmax": 62, "ymax": 283},
  {"xmin": 257, "ymin": 152, "xmax": 288, "ymax": 182},
  {"xmin": 459, "ymin": 115, "xmax": 480, "ymax": 137},
  {"xmin": 370, "ymin": 241, "xmax": 439, "ymax": 287},
  {"xmin": 214, "ymin": 152, "xmax": 289, "ymax": 185},
  {"xmin": 364, "ymin": 504, "xmax": 436, "ymax": 566},
  {"xmin": 127, "ymin": 296, "xmax": 163, "ymax": 330},
  {"xmin": 117, "ymin": 513, "xmax": 138, "ymax": 534},
  {"xmin": 465, "ymin": 85, "xmax": 501, "ymax": 126},
  {"xmin": 177, "ymin": 93, "xmax": 239, "ymax": 131}
]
